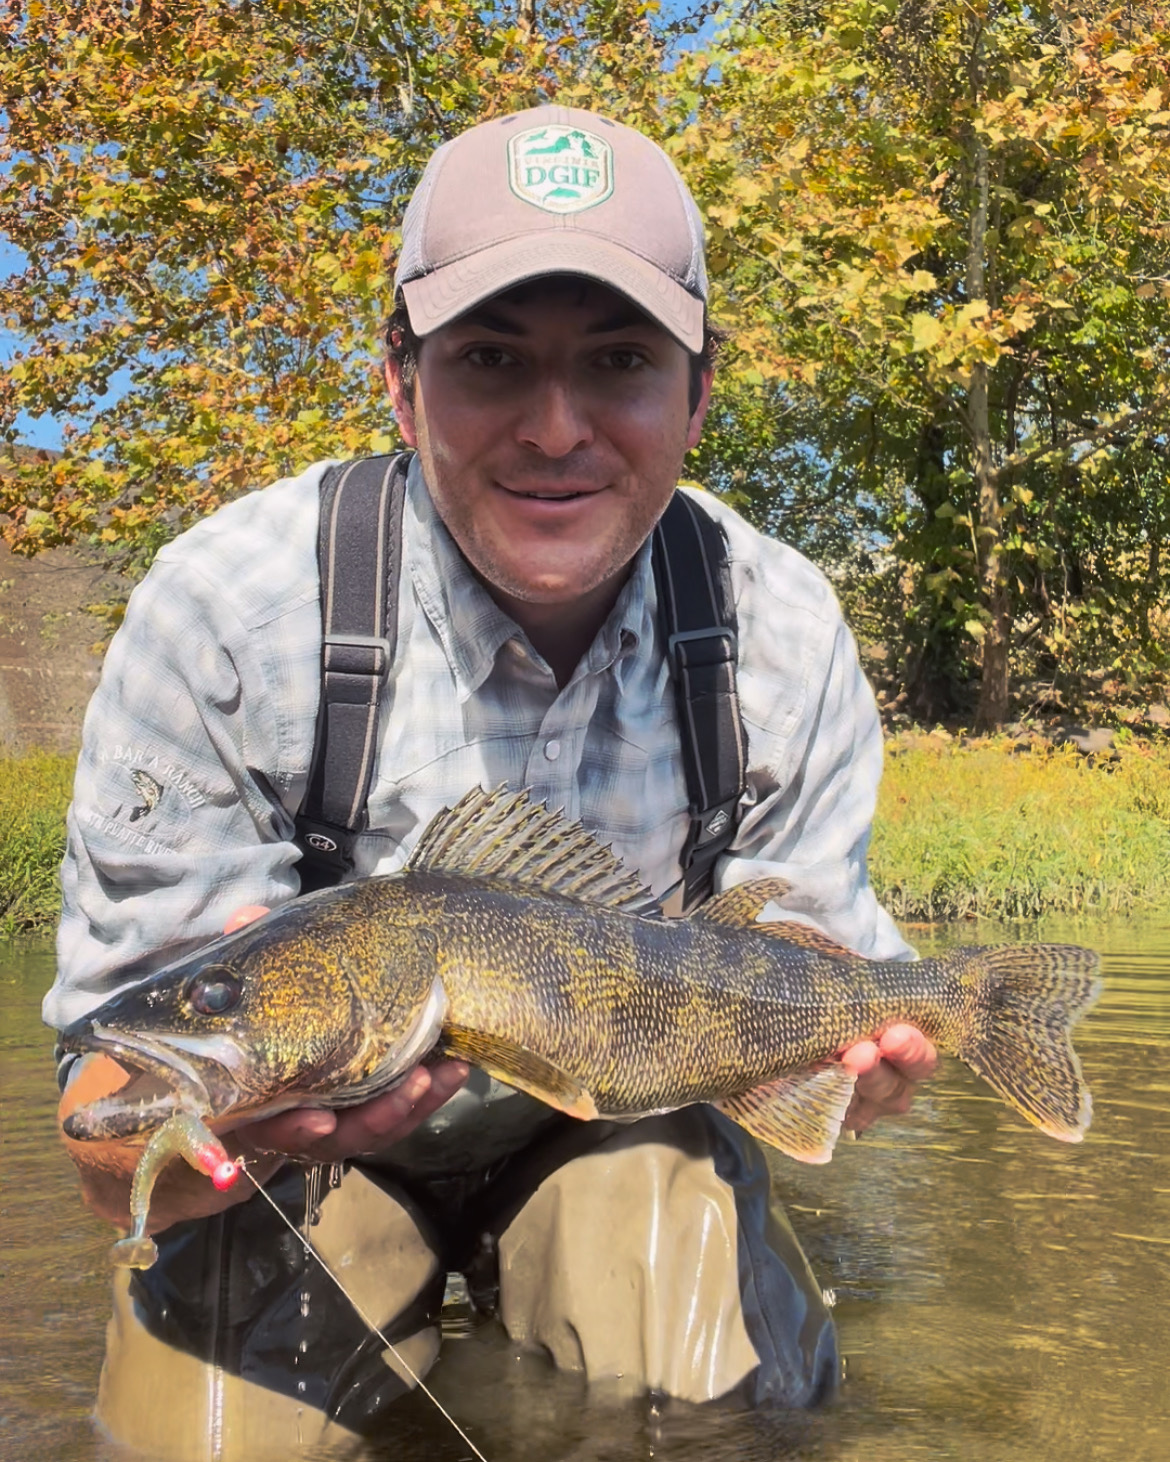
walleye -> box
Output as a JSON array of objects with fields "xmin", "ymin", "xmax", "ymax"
[{"xmin": 60, "ymin": 786, "xmax": 1102, "ymax": 1268}]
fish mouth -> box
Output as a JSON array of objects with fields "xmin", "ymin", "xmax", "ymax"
[{"xmin": 60, "ymin": 1023, "xmax": 244, "ymax": 1142}]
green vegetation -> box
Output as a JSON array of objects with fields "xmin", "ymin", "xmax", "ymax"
[
  {"xmin": 0, "ymin": 752, "xmax": 73, "ymax": 936},
  {"xmin": 871, "ymin": 735, "xmax": 1170, "ymax": 921},
  {"xmin": 6, "ymin": 739, "xmax": 1170, "ymax": 934}
]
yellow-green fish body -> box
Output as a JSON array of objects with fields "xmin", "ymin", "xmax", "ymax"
[{"xmin": 60, "ymin": 786, "xmax": 1101, "ymax": 1261}]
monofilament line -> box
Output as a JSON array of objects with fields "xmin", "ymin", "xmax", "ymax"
[{"xmin": 238, "ymin": 1162, "xmax": 489, "ymax": 1462}]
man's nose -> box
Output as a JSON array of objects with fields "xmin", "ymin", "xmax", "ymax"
[{"xmin": 515, "ymin": 377, "xmax": 593, "ymax": 457}]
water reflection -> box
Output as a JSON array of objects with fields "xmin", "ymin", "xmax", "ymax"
[{"xmin": 2, "ymin": 917, "xmax": 1168, "ymax": 1460}]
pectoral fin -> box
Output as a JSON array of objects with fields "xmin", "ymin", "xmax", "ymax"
[
  {"xmin": 715, "ymin": 1062, "xmax": 857, "ymax": 1163},
  {"xmin": 440, "ymin": 1025, "xmax": 600, "ymax": 1121}
]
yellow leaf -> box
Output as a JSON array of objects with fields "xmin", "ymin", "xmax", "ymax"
[{"xmin": 911, "ymin": 313, "xmax": 944, "ymax": 351}]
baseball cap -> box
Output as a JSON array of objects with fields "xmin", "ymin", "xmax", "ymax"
[{"xmin": 394, "ymin": 105, "xmax": 708, "ymax": 352}]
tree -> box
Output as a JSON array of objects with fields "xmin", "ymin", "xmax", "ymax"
[
  {"xmin": 0, "ymin": 0, "xmax": 680, "ymax": 578},
  {"xmin": 673, "ymin": 0, "xmax": 1170, "ymax": 727}
]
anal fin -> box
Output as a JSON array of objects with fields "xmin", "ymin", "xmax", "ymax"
[
  {"xmin": 440, "ymin": 1024, "xmax": 600, "ymax": 1121},
  {"xmin": 715, "ymin": 1062, "xmax": 857, "ymax": 1164}
]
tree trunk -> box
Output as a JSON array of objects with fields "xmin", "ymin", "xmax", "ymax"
[{"xmin": 966, "ymin": 30, "xmax": 1010, "ymax": 732}]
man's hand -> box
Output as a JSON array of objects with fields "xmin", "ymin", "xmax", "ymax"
[
  {"xmin": 840, "ymin": 1024, "xmax": 937, "ymax": 1133},
  {"xmin": 234, "ymin": 1060, "xmax": 470, "ymax": 1165}
]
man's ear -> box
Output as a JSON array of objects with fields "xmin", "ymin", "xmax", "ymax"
[
  {"xmin": 384, "ymin": 358, "xmax": 419, "ymax": 448},
  {"xmin": 686, "ymin": 367, "xmax": 715, "ymax": 450}
]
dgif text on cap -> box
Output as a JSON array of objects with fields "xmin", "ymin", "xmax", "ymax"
[{"xmin": 395, "ymin": 106, "xmax": 708, "ymax": 352}]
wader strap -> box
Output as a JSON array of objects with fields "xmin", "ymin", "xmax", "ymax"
[
  {"xmin": 294, "ymin": 453, "xmax": 411, "ymax": 892},
  {"xmin": 651, "ymin": 492, "xmax": 747, "ymax": 912},
  {"xmin": 294, "ymin": 463, "xmax": 745, "ymax": 905}
]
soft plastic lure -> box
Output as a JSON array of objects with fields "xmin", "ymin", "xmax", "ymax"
[{"xmin": 111, "ymin": 1111, "xmax": 240, "ymax": 1269}]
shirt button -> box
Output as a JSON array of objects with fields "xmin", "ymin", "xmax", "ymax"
[{"xmin": 544, "ymin": 739, "xmax": 561, "ymax": 762}]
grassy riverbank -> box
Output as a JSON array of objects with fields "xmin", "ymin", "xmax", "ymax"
[
  {"xmin": 3, "ymin": 738, "xmax": 1170, "ymax": 933},
  {"xmin": 0, "ymin": 751, "xmax": 73, "ymax": 936},
  {"xmin": 872, "ymin": 733, "xmax": 1170, "ymax": 921}
]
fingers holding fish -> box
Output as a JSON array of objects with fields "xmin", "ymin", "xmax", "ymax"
[
  {"xmin": 222, "ymin": 903, "xmax": 271, "ymax": 935},
  {"xmin": 236, "ymin": 1059, "xmax": 471, "ymax": 1163},
  {"xmin": 875, "ymin": 1024, "xmax": 939, "ymax": 1083},
  {"xmin": 840, "ymin": 1025, "xmax": 938, "ymax": 1133}
]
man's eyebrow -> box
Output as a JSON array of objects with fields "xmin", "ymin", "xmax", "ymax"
[
  {"xmin": 451, "ymin": 305, "xmax": 659, "ymax": 336},
  {"xmin": 587, "ymin": 308, "xmax": 659, "ymax": 334},
  {"xmin": 454, "ymin": 308, "xmax": 525, "ymax": 335}
]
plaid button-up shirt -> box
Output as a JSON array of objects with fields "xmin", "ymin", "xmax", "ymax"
[{"xmin": 47, "ymin": 457, "xmax": 908, "ymax": 1159}]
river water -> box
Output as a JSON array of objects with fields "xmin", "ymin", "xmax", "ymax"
[{"xmin": 2, "ymin": 917, "xmax": 1168, "ymax": 1462}]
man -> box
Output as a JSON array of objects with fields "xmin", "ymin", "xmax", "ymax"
[{"xmin": 48, "ymin": 105, "xmax": 935, "ymax": 1459}]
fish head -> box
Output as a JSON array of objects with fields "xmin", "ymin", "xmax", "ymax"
[{"xmin": 59, "ymin": 880, "xmax": 444, "ymax": 1143}]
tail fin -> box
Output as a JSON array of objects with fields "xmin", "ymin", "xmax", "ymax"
[{"xmin": 954, "ymin": 944, "xmax": 1102, "ymax": 1142}]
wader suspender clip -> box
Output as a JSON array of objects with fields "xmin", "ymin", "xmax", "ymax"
[
  {"xmin": 294, "ymin": 453, "xmax": 409, "ymax": 892},
  {"xmin": 651, "ymin": 491, "xmax": 747, "ymax": 911},
  {"xmin": 295, "ymin": 460, "xmax": 748, "ymax": 906}
]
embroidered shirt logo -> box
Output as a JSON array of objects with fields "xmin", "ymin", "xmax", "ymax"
[
  {"xmin": 507, "ymin": 125, "xmax": 613, "ymax": 214},
  {"xmin": 128, "ymin": 769, "xmax": 163, "ymax": 823}
]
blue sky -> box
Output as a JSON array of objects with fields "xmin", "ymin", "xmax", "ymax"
[{"xmin": 2, "ymin": 237, "xmax": 135, "ymax": 452}]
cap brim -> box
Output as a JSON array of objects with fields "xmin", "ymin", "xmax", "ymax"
[{"xmin": 400, "ymin": 233, "xmax": 705, "ymax": 353}]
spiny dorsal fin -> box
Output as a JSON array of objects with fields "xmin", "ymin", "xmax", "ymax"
[
  {"xmin": 694, "ymin": 878, "xmax": 792, "ymax": 927},
  {"xmin": 406, "ymin": 786, "xmax": 662, "ymax": 916},
  {"xmin": 716, "ymin": 1062, "xmax": 857, "ymax": 1163}
]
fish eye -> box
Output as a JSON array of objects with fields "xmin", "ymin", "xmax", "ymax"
[{"xmin": 187, "ymin": 971, "xmax": 242, "ymax": 1016}]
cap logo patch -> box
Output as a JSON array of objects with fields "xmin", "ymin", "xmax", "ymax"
[{"xmin": 508, "ymin": 125, "xmax": 613, "ymax": 214}]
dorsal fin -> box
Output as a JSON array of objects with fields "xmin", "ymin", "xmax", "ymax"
[
  {"xmin": 753, "ymin": 919, "xmax": 861, "ymax": 960},
  {"xmin": 693, "ymin": 878, "xmax": 792, "ymax": 927},
  {"xmin": 406, "ymin": 786, "xmax": 662, "ymax": 916}
]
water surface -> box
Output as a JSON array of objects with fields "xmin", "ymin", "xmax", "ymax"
[{"xmin": 2, "ymin": 918, "xmax": 1167, "ymax": 1460}]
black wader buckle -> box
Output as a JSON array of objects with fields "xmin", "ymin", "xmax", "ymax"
[{"xmin": 322, "ymin": 633, "xmax": 393, "ymax": 679}]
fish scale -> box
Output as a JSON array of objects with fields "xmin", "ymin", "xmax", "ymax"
[
  {"xmin": 58, "ymin": 785, "xmax": 1102, "ymax": 1269},
  {"xmin": 425, "ymin": 877, "xmax": 983, "ymax": 1113}
]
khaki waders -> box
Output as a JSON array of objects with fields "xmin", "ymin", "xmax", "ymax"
[{"xmin": 95, "ymin": 1107, "xmax": 838, "ymax": 1460}]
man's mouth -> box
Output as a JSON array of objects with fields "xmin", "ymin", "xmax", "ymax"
[{"xmin": 503, "ymin": 484, "xmax": 598, "ymax": 501}]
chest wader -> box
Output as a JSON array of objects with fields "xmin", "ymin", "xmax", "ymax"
[{"xmin": 96, "ymin": 456, "xmax": 839, "ymax": 1461}]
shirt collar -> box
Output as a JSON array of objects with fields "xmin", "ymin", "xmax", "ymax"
[{"xmin": 404, "ymin": 455, "xmax": 652, "ymax": 697}]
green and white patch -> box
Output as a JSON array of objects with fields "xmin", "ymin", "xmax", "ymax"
[{"xmin": 507, "ymin": 125, "xmax": 613, "ymax": 214}]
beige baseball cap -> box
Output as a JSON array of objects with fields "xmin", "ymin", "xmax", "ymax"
[{"xmin": 394, "ymin": 105, "xmax": 708, "ymax": 352}]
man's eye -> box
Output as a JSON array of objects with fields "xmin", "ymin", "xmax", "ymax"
[
  {"xmin": 600, "ymin": 348, "xmax": 646, "ymax": 371},
  {"xmin": 464, "ymin": 346, "xmax": 513, "ymax": 368}
]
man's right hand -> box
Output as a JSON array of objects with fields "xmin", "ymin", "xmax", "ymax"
[{"xmin": 235, "ymin": 1060, "xmax": 470, "ymax": 1165}]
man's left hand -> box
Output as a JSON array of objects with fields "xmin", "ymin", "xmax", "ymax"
[{"xmin": 840, "ymin": 1024, "xmax": 937, "ymax": 1133}]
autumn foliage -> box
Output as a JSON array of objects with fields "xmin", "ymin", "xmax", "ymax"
[{"xmin": 3, "ymin": 0, "xmax": 1170, "ymax": 726}]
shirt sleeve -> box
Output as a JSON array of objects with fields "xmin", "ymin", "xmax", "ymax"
[
  {"xmin": 43, "ymin": 555, "xmax": 306, "ymax": 1032},
  {"xmin": 718, "ymin": 615, "xmax": 913, "ymax": 962}
]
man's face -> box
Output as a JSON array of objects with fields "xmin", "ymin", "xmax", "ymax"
[{"xmin": 386, "ymin": 279, "xmax": 711, "ymax": 620}]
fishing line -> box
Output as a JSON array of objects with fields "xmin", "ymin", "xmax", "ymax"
[{"xmin": 237, "ymin": 1161, "xmax": 490, "ymax": 1462}]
